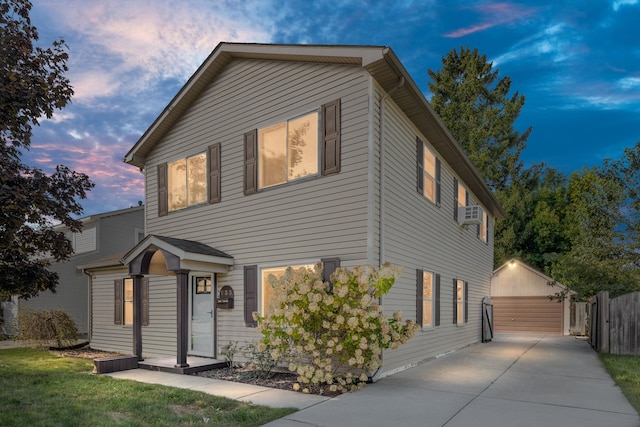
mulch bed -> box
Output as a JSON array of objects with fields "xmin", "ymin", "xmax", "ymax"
[{"xmin": 195, "ymin": 367, "xmax": 343, "ymax": 397}]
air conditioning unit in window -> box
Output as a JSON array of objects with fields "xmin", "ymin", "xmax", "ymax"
[{"xmin": 458, "ymin": 205, "xmax": 483, "ymax": 226}]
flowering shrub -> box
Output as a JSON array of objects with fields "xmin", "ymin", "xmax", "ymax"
[{"xmin": 255, "ymin": 263, "xmax": 419, "ymax": 393}]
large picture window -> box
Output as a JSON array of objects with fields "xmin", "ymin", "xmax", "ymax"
[
  {"xmin": 258, "ymin": 112, "xmax": 319, "ymax": 189},
  {"xmin": 260, "ymin": 264, "xmax": 314, "ymax": 315},
  {"xmin": 168, "ymin": 152, "xmax": 206, "ymax": 211}
]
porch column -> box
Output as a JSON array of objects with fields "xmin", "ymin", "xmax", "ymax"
[
  {"xmin": 175, "ymin": 269, "xmax": 190, "ymax": 368},
  {"xmin": 132, "ymin": 274, "xmax": 144, "ymax": 361}
]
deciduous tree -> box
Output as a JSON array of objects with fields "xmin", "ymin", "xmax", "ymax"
[{"xmin": 1, "ymin": 0, "xmax": 93, "ymax": 299}]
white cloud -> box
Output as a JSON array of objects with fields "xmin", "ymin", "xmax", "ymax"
[
  {"xmin": 37, "ymin": 1, "xmax": 274, "ymax": 103},
  {"xmin": 492, "ymin": 23, "xmax": 571, "ymax": 67},
  {"xmin": 618, "ymin": 77, "xmax": 640, "ymax": 89},
  {"xmin": 613, "ymin": 0, "xmax": 638, "ymax": 11}
]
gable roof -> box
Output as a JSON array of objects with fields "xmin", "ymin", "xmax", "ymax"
[
  {"xmin": 493, "ymin": 258, "xmax": 573, "ymax": 293},
  {"xmin": 124, "ymin": 42, "xmax": 504, "ymax": 218}
]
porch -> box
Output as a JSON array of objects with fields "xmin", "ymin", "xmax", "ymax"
[{"xmin": 139, "ymin": 355, "xmax": 227, "ymax": 374}]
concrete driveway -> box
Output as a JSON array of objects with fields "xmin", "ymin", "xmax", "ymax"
[{"xmin": 263, "ymin": 334, "xmax": 640, "ymax": 427}]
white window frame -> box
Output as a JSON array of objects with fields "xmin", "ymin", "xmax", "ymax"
[
  {"xmin": 479, "ymin": 210, "xmax": 488, "ymax": 242},
  {"xmin": 456, "ymin": 279, "xmax": 465, "ymax": 325},
  {"xmin": 123, "ymin": 278, "xmax": 134, "ymax": 325},
  {"xmin": 167, "ymin": 151, "xmax": 207, "ymax": 212},
  {"xmin": 422, "ymin": 143, "xmax": 437, "ymax": 203},
  {"xmin": 258, "ymin": 111, "xmax": 320, "ymax": 190},
  {"xmin": 457, "ymin": 184, "xmax": 467, "ymax": 209},
  {"xmin": 422, "ymin": 271, "xmax": 434, "ymax": 328},
  {"xmin": 258, "ymin": 261, "xmax": 316, "ymax": 315}
]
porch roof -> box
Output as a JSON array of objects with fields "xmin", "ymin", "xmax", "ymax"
[{"xmin": 122, "ymin": 234, "xmax": 234, "ymax": 275}]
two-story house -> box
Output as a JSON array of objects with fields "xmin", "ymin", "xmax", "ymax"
[
  {"xmin": 1, "ymin": 206, "xmax": 144, "ymax": 338},
  {"xmin": 82, "ymin": 43, "xmax": 503, "ymax": 377}
]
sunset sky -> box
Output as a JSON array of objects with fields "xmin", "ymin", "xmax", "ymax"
[{"xmin": 25, "ymin": 0, "xmax": 640, "ymax": 217}]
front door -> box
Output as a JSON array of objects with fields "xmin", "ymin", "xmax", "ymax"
[{"xmin": 190, "ymin": 275, "xmax": 214, "ymax": 357}]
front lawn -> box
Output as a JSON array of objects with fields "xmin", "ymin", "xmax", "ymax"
[
  {"xmin": 0, "ymin": 347, "xmax": 295, "ymax": 427},
  {"xmin": 600, "ymin": 353, "xmax": 640, "ymax": 413}
]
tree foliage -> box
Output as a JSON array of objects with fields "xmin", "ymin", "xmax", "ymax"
[
  {"xmin": 0, "ymin": 0, "xmax": 93, "ymax": 299},
  {"xmin": 549, "ymin": 147, "xmax": 640, "ymax": 300},
  {"xmin": 428, "ymin": 46, "xmax": 639, "ymax": 300},
  {"xmin": 428, "ymin": 46, "xmax": 531, "ymax": 191}
]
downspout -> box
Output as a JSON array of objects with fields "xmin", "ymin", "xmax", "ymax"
[
  {"xmin": 82, "ymin": 269, "xmax": 93, "ymax": 343},
  {"xmin": 374, "ymin": 76, "xmax": 404, "ymax": 382}
]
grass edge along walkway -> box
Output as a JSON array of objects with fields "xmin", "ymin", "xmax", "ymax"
[
  {"xmin": 600, "ymin": 353, "xmax": 640, "ymax": 414},
  {"xmin": 0, "ymin": 347, "xmax": 296, "ymax": 427}
]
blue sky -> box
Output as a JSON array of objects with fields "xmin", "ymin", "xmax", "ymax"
[{"xmin": 26, "ymin": 0, "xmax": 640, "ymax": 217}]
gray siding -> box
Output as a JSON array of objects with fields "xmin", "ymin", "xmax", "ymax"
[
  {"xmin": 375, "ymin": 86, "xmax": 495, "ymax": 375},
  {"xmin": 95, "ymin": 58, "xmax": 497, "ymax": 373},
  {"xmin": 143, "ymin": 59, "xmax": 373, "ymax": 353},
  {"xmin": 21, "ymin": 207, "xmax": 144, "ymax": 335},
  {"xmin": 90, "ymin": 267, "xmax": 175, "ymax": 357}
]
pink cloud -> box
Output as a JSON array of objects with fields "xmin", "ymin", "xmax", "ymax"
[{"xmin": 444, "ymin": 2, "xmax": 539, "ymax": 38}]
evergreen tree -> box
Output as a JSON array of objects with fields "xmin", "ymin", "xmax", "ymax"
[{"xmin": 428, "ymin": 47, "xmax": 531, "ymax": 191}]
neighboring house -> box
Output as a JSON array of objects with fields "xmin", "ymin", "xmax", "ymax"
[
  {"xmin": 82, "ymin": 43, "xmax": 504, "ymax": 377},
  {"xmin": 0, "ymin": 206, "xmax": 144, "ymax": 337},
  {"xmin": 491, "ymin": 258, "xmax": 572, "ymax": 336}
]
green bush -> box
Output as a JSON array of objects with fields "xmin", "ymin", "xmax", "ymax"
[
  {"xmin": 16, "ymin": 308, "xmax": 77, "ymax": 347},
  {"xmin": 255, "ymin": 263, "xmax": 419, "ymax": 393}
]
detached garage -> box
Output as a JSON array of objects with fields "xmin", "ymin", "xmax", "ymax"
[{"xmin": 491, "ymin": 259, "xmax": 572, "ymax": 335}]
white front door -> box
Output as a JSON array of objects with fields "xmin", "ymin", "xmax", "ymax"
[{"xmin": 190, "ymin": 275, "xmax": 214, "ymax": 357}]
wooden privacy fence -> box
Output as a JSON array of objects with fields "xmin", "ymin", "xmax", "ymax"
[{"xmin": 589, "ymin": 291, "xmax": 640, "ymax": 355}]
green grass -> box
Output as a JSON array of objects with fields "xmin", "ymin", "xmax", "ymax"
[
  {"xmin": 600, "ymin": 353, "xmax": 640, "ymax": 413},
  {"xmin": 0, "ymin": 348, "xmax": 296, "ymax": 427}
]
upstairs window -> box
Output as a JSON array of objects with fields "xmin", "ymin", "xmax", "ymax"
[
  {"xmin": 416, "ymin": 137, "xmax": 441, "ymax": 205},
  {"xmin": 453, "ymin": 179, "xmax": 469, "ymax": 221},
  {"xmin": 479, "ymin": 210, "xmax": 488, "ymax": 242},
  {"xmin": 157, "ymin": 143, "xmax": 221, "ymax": 217},
  {"xmin": 258, "ymin": 112, "xmax": 319, "ymax": 189},
  {"xmin": 168, "ymin": 152, "xmax": 206, "ymax": 211},
  {"xmin": 244, "ymin": 99, "xmax": 341, "ymax": 195}
]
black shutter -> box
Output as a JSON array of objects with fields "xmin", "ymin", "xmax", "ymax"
[
  {"xmin": 321, "ymin": 257, "xmax": 340, "ymax": 287},
  {"xmin": 453, "ymin": 278, "xmax": 458, "ymax": 324},
  {"xmin": 157, "ymin": 164, "xmax": 168, "ymax": 217},
  {"xmin": 435, "ymin": 273, "xmax": 440, "ymax": 326},
  {"xmin": 114, "ymin": 279, "xmax": 123, "ymax": 325},
  {"xmin": 244, "ymin": 130, "xmax": 258, "ymax": 195},
  {"xmin": 244, "ymin": 265, "xmax": 258, "ymax": 327},
  {"xmin": 141, "ymin": 277, "xmax": 149, "ymax": 327},
  {"xmin": 435, "ymin": 157, "xmax": 441, "ymax": 206},
  {"xmin": 464, "ymin": 281, "xmax": 469, "ymax": 324},
  {"xmin": 321, "ymin": 99, "xmax": 341, "ymax": 176},
  {"xmin": 416, "ymin": 269, "xmax": 423, "ymax": 328},
  {"xmin": 416, "ymin": 137, "xmax": 424, "ymax": 195},
  {"xmin": 208, "ymin": 143, "xmax": 221, "ymax": 204},
  {"xmin": 453, "ymin": 178, "xmax": 458, "ymax": 221}
]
